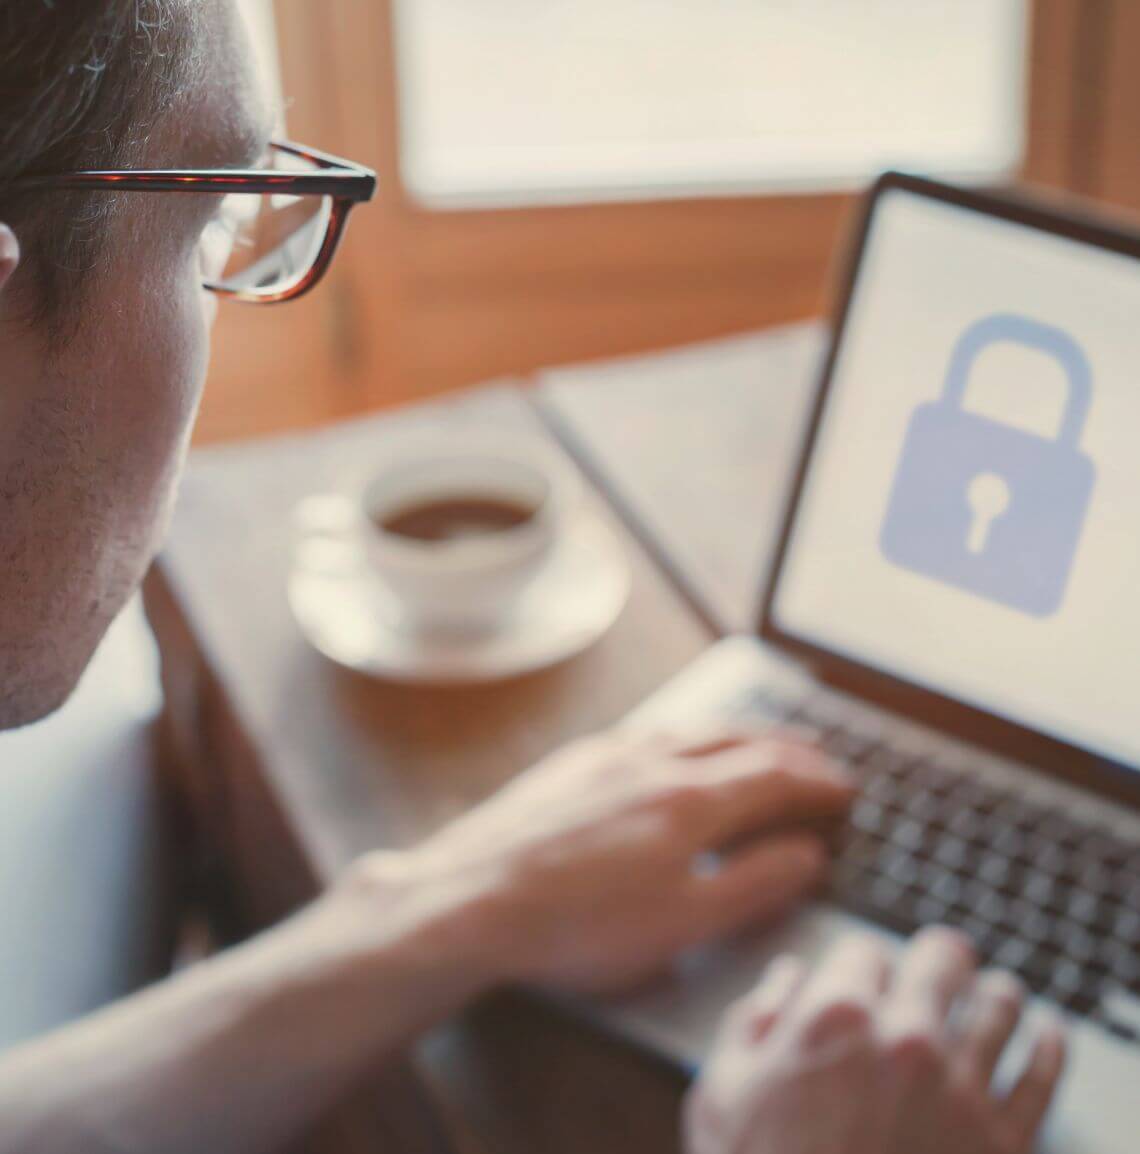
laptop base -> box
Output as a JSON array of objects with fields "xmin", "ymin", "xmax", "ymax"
[{"xmin": 579, "ymin": 636, "xmax": 1140, "ymax": 1154}]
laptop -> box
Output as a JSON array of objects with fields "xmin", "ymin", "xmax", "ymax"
[{"xmin": 585, "ymin": 172, "xmax": 1140, "ymax": 1154}]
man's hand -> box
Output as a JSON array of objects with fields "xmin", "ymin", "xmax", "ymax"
[
  {"xmin": 685, "ymin": 928, "xmax": 1067, "ymax": 1154},
  {"xmin": 345, "ymin": 728, "xmax": 853, "ymax": 995}
]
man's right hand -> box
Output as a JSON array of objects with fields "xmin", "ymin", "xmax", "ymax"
[
  {"xmin": 685, "ymin": 927, "xmax": 1067, "ymax": 1154},
  {"xmin": 341, "ymin": 727, "xmax": 852, "ymax": 996}
]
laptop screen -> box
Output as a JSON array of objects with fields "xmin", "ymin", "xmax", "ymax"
[{"xmin": 768, "ymin": 182, "xmax": 1140, "ymax": 770}]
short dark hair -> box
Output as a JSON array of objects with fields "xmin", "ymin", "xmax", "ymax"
[{"xmin": 0, "ymin": 0, "xmax": 194, "ymax": 325}]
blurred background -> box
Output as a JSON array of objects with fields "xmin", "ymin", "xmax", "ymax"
[{"xmin": 200, "ymin": 0, "xmax": 1139, "ymax": 443}]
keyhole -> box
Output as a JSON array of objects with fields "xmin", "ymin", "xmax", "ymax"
[{"xmin": 966, "ymin": 472, "xmax": 1011, "ymax": 554}]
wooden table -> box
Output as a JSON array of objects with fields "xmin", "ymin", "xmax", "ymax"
[{"xmin": 144, "ymin": 323, "xmax": 826, "ymax": 1153}]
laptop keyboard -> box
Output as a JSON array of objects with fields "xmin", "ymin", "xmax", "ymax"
[{"xmin": 734, "ymin": 686, "xmax": 1140, "ymax": 1044}]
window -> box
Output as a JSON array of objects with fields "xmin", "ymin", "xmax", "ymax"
[
  {"xmin": 243, "ymin": 0, "xmax": 283, "ymax": 104},
  {"xmin": 394, "ymin": 0, "xmax": 1027, "ymax": 207}
]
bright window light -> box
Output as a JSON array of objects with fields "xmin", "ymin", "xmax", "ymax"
[
  {"xmin": 241, "ymin": 0, "xmax": 283, "ymax": 127},
  {"xmin": 394, "ymin": 0, "xmax": 1027, "ymax": 207}
]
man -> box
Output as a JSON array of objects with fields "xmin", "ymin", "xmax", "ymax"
[{"xmin": 0, "ymin": 2, "xmax": 1066, "ymax": 1151}]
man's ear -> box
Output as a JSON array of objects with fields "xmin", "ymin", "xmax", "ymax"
[{"xmin": 0, "ymin": 224, "xmax": 21, "ymax": 295}]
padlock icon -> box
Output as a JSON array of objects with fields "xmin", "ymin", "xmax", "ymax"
[{"xmin": 880, "ymin": 313, "xmax": 1095, "ymax": 617}]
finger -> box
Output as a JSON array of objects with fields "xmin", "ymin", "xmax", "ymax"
[
  {"xmin": 690, "ymin": 748, "xmax": 854, "ymax": 846},
  {"xmin": 698, "ymin": 736, "xmax": 845, "ymax": 783},
  {"xmin": 669, "ymin": 723, "xmax": 819, "ymax": 760},
  {"xmin": 955, "ymin": 970, "xmax": 1025, "ymax": 1085},
  {"xmin": 1001, "ymin": 1016, "xmax": 1067, "ymax": 1151},
  {"xmin": 667, "ymin": 721, "xmax": 781, "ymax": 759},
  {"xmin": 681, "ymin": 835, "xmax": 827, "ymax": 944},
  {"xmin": 879, "ymin": 927, "xmax": 976, "ymax": 1086},
  {"xmin": 884, "ymin": 925, "xmax": 976, "ymax": 1027},
  {"xmin": 790, "ymin": 933, "xmax": 892, "ymax": 1046},
  {"xmin": 722, "ymin": 954, "xmax": 810, "ymax": 1044}
]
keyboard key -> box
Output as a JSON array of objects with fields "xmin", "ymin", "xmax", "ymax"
[
  {"xmin": 1045, "ymin": 959, "xmax": 1100, "ymax": 1015},
  {"xmin": 951, "ymin": 778, "xmax": 1004, "ymax": 813},
  {"xmin": 929, "ymin": 870, "xmax": 964, "ymax": 908},
  {"xmin": 1114, "ymin": 908, "xmax": 1140, "ymax": 947},
  {"xmin": 948, "ymin": 808, "xmax": 986, "ymax": 842},
  {"xmin": 863, "ymin": 774, "xmax": 899, "ymax": 805},
  {"xmin": 1036, "ymin": 813, "xmax": 1084, "ymax": 848},
  {"xmin": 993, "ymin": 826, "xmax": 1027, "ymax": 860},
  {"xmin": 1009, "ymin": 901, "xmax": 1051, "ymax": 943},
  {"xmin": 903, "ymin": 789, "xmax": 941, "ymax": 823},
  {"xmin": 997, "ymin": 798, "xmax": 1049, "ymax": 831},
  {"xmin": 865, "ymin": 875, "xmax": 907, "ymax": 913},
  {"xmin": 1022, "ymin": 873, "xmax": 1059, "ymax": 909},
  {"xmin": 913, "ymin": 894, "xmax": 953, "ymax": 927},
  {"xmin": 1111, "ymin": 872, "xmax": 1140, "ymax": 908},
  {"xmin": 822, "ymin": 728, "xmax": 880, "ymax": 762},
  {"xmin": 1076, "ymin": 860, "xmax": 1114, "ymax": 894},
  {"xmin": 992, "ymin": 937, "xmax": 1037, "ymax": 980},
  {"xmin": 879, "ymin": 846, "xmax": 921, "ymax": 889},
  {"xmin": 850, "ymin": 797, "xmax": 887, "ymax": 835},
  {"xmin": 1029, "ymin": 839, "xmax": 1071, "ymax": 878},
  {"xmin": 1100, "ymin": 941, "xmax": 1140, "ymax": 991},
  {"xmin": 889, "ymin": 818, "xmax": 928, "ymax": 853},
  {"xmin": 977, "ymin": 853, "xmax": 1015, "ymax": 889},
  {"xmin": 1021, "ymin": 949, "xmax": 1057, "ymax": 994},
  {"xmin": 1080, "ymin": 830, "xmax": 1131, "ymax": 868},
  {"xmin": 1065, "ymin": 889, "xmax": 1102, "ymax": 927},
  {"xmin": 972, "ymin": 886, "xmax": 1010, "ymax": 928},
  {"xmin": 1052, "ymin": 923, "xmax": 1098, "ymax": 965},
  {"xmin": 906, "ymin": 760, "xmax": 958, "ymax": 795},
  {"xmin": 933, "ymin": 836, "xmax": 970, "ymax": 871},
  {"xmin": 987, "ymin": 937, "xmax": 1061, "ymax": 992}
]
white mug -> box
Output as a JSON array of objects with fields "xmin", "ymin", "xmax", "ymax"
[{"xmin": 358, "ymin": 442, "xmax": 578, "ymax": 633}]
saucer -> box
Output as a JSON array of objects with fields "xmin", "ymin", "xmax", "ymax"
[{"xmin": 287, "ymin": 498, "xmax": 631, "ymax": 684}]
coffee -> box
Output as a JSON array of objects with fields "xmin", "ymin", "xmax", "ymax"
[{"xmin": 377, "ymin": 495, "xmax": 538, "ymax": 543}]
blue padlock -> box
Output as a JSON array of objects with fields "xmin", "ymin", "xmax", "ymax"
[{"xmin": 880, "ymin": 313, "xmax": 1095, "ymax": 617}]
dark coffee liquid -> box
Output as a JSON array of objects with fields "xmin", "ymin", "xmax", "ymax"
[{"xmin": 378, "ymin": 496, "xmax": 538, "ymax": 542}]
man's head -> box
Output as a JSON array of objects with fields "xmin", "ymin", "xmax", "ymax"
[{"xmin": 0, "ymin": 0, "xmax": 271, "ymax": 727}]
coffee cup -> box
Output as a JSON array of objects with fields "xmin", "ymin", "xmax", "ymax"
[{"xmin": 359, "ymin": 442, "xmax": 576, "ymax": 633}]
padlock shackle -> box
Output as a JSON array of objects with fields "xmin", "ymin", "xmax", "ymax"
[{"xmin": 942, "ymin": 313, "xmax": 1093, "ymax": 447}]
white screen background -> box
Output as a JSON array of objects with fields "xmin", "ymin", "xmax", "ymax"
[{"xmin": 773, "ymin": 189, "xmax": 1140, "ymax": 768}]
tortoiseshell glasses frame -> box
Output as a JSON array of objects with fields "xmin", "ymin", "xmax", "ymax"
[{"xmin": 12, "ymin": 141, "xmax": 377, "ymax": 304}]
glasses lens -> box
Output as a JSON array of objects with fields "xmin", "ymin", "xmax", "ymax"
[{"xmin": 201, "ymin": 147, "xmax": 333, "ymax": 298}]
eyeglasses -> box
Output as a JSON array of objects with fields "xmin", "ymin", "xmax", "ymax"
[{"xmin": 12, "ymin": 141, "xmax": 376, "ymax": 304}]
